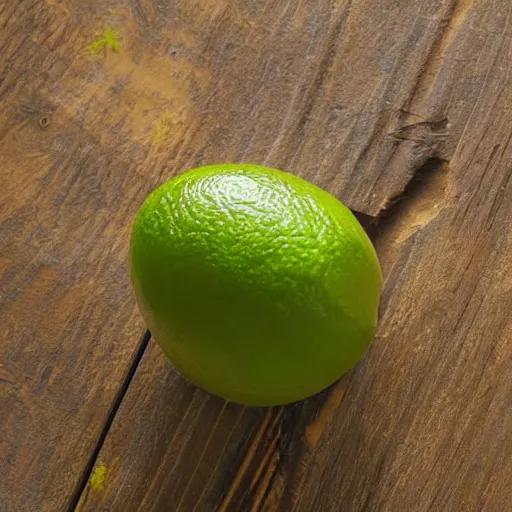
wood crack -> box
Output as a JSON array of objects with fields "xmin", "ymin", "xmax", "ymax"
[
  {"xmin": 364, "ymin": 156, "xmax": 450, "ymax": 241},
  {"xmin": 68, "ymin": 330, "xmax": 151, "ymax": 512},
  {"xmin": 216, "ymin": 378, "xmax": 353, "ymax": 512}
]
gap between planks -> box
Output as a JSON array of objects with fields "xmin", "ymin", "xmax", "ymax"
[{"xmin": 68, "ymin": 330, "xmax": 152, "ymax": 511}]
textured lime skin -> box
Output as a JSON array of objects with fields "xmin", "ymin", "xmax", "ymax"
[{"xmin": 130, "ymin": 164, "xmax": 381, "ymax": 406}]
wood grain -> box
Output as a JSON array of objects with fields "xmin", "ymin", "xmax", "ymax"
[
  {"xmin": 2, "ymin": 0, "xmax": 512, "ymax": 510},
  {"xmin": 0, "ymin": 0, "xmax": 449, "ymax": 508},
  {"xmin": 76, "ymin": 0, "xmax": 512, "ymax": 511},
  {"xmin": 0, "ymin": 1, "xmax": 168, "ymax": 509}
]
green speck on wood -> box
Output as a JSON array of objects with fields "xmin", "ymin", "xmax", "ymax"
[
  {"xmin": 86, "ymin": 30, "xmax": 121, "ymax": 54},
  {"xmin": 90, "ymin": 463, "xmax": 107, "ymax": 491}
]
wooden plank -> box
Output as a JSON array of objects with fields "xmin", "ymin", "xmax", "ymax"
[
  {"xmin": 77, "ymin": 0, "xmax": 512, "ymax": 511},
  {"xmin": 0, "ymin": 2, "xmax": 162, "ymax": 510},
  {"xmin": 0, "ymin": 0, "xmax": 465, "ymax": 510}
]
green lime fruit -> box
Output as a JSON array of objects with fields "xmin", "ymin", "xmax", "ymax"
[{"xmin": 130, "ymin": 164, "xmax": 381, "ymax": 406}]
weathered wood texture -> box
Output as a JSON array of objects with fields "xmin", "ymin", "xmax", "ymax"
[
  {"xmin": 77, "ymin": 0, "xmax": 512, "ymax": 511},
  {"xmin": 0, "ymin": 0, "xmax": 443, "ymax": 508},
  {"xmin": 2, "ymin": 0, "xmax": 512, "ymax": 510}
]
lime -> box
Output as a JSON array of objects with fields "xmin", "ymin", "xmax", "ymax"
[{"xmin": 130, "ymin": 164, "xmax": 381, "ymax": 406}]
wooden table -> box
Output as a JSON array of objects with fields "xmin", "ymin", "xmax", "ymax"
[{"xmin": 2, "ymin": 0, "xmax": 512, "ymax": 510}]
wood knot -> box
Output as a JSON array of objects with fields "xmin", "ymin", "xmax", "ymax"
[
  {"xmin": 18, "ymin": 99, "xmax": 56, "ymax": 130},
  {"xmin": 38, "ymin": 115, "xmax": 51, "ymax": 129}
]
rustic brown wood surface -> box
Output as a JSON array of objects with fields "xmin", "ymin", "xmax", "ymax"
[{"xmin": 1, "ymin": 0, "xmax": 512, "ymax": 510}]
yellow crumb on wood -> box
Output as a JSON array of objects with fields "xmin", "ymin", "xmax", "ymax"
[
  {"xmin": 153, "ymin": 112, "xmax": 176, "ymax": 145},
  {"xmin": 90, "ymin": 463, "xmax": 107, "ymax": 491}
]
